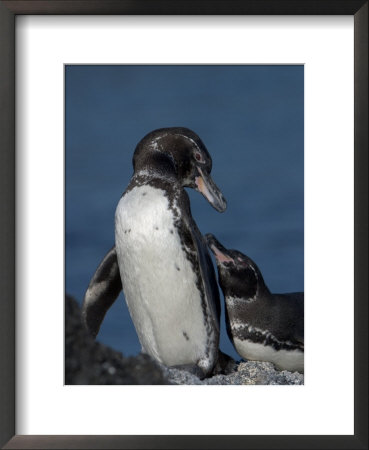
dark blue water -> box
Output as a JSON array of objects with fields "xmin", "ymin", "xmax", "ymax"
[{"xmin": 65, "ymin": 65, "xmax": 304, "ymax": 360}]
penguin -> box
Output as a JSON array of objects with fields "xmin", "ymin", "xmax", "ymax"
[
  {"xmin": 82, "ymin": 127, "xmax": 227, "ymax": 378},
  {"xmin": 206, "ymin": 234, "xmax": 304, "ymax": 373}
]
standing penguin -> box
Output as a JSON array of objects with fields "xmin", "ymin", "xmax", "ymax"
[
  {"xmin": 206, "ymin": 234, "xmax": 304, "ymax": 373},
  {"xmin": 83, "ymin": 128, "xmax": 227, "ymax": 377}
]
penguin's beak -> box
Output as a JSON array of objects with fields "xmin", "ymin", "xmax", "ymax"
[
  {"xmin": 205, "ymin": 234, "xmax": 234, "ymax": 263},
  {"xmin": 195, "ymin": 167, "xmax": 227, "ymax": 213}
]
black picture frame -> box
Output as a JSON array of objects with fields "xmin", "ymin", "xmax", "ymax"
[{"xmin": 0, "ymin": 1, "xmax": 367, "ymax": 449}]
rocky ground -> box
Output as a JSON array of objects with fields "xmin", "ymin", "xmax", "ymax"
[
  {"xmin": 65, "ymin": 295, "xmax": 304, "ymax": 385},
  {"xmin": 163, "ymin": 361, "xmax": 303, "ymax": 385}
]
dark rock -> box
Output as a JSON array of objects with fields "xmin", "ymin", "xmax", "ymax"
[{"xmin": 65, "ymin": 295, "xmax": 168, "ymax": 384}]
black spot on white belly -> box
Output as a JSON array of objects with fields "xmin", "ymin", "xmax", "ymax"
[{"xmin": 183, "ymin": 331, "xmax": 190, "ymax": 341}]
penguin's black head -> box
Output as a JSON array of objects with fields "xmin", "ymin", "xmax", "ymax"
[
  {"xmin": 132, "ymin": 127, "xmax": 227, "ymax": 212},
  {"xmin": 206, "ymin": 233, "xmax": 268, "ymax": 300}
]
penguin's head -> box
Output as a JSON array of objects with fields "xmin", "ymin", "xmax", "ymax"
[
  {"xmin": 132, "ymin": 127, "xmax": 227, "ymax": 212},
  {"xmin": 206, "ymin": 233, "xmax": 268, "ymax": 300}
]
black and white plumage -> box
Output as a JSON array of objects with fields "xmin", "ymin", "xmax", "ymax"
[
  {"xmin": 82, "ymin": 246, "xmax": 122, "ymax": 338},
  {"xmin": 206, "ymin": 234, "xmax": 304, "ymax": 373},
  {"xmin": 83, "ymin": 127, "xmax": 227, "ymax": 377}
]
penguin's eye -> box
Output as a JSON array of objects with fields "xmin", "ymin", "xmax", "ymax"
[{"xmin": 194, "ymin": 151, "xmax": 204, "ymax": 163}]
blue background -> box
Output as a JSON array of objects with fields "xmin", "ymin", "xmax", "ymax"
[{"xmin": 65, "ymin": 65, "xmax": 304, "ymax": 360}]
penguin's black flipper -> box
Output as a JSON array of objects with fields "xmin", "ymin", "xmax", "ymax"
[{"xmin": 82, "ymin": 246, "xmax": 122, "ymax": 338}]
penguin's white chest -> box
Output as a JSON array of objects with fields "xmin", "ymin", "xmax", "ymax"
[
  {"xmin": 115, "ymin": 185, "xmax": 207, "ymax": 367},
  {"xmin": 233, "ymin": 337, "xmax": 304, "ymax": 373}
]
